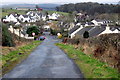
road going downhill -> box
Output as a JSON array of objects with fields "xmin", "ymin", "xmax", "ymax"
[{"xmin": 3, "ymin": 35, "xmax": 84, "ymax": 78}]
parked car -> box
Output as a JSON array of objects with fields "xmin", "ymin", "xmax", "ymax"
[{"xmin": 39, "ymin": 36, "xmax": 46, "ymax": 40}]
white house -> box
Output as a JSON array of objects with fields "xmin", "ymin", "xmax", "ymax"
[
  {"xmin": 3, "ymin": 14, "xmax": 18, "ymax": 22},
  {"xmin": 100, "ymin": 26, "xmax": 120, "ymax": 35},
  {"xmin": 18, "ymin": 15, "xmax": 30, "ymax": 22},
  {"xmin": 15, "ymin": 22, "xmax": 21, "ymax": 26},
  {"xmin": 48, "ymin": 13, "xmax": 60, "ymax": 20},
  {"xmin": 68, "ymin": 22, "xmax": 75, "ymax": 30},
  {"xmin": 85, "ymin": 22, "xmax": 94, "ymax": 27},
  {"xmin": 91, "ymin": 19, "xmax": 112, "ymax": 26},
  {"xmin": 43, "ymin": 25, "xmax": 50, "ymax": 31},
  {"xmin": 91, "ymin": 19, "xmax": 104, "ymax": 26},
  {"xmin": 41, "ymin": 15, "xmax": 46, "ymax": 21},
  {"xmin": 8, "ymin": 25, "xmax": 34, "ymax": 39},
  {"xmin": 69, "ymin": 25, "xmax": 84, "ymax": 38}
]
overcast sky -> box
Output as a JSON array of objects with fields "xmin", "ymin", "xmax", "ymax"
[{"xmin": 1, "ymin": 0, "xmax": 119, "ymax": 4}]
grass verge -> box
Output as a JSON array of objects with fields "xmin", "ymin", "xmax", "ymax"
[
  {"xmin": 56, "ymin": 43, "xmax": 120, "ymax": 79},
  {"xmin": 1, "ymin": 40, "xmax": 42, "ymax": 76}
]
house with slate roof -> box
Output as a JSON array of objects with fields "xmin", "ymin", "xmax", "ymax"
[
  {"xmin": 69, "ymin": 24, "xmax": 120, "ymax": 38},
  {"xmin": 18, "ymin": 15, "xmax": 30, "ymax": 22},
  {"xmin": 68, "ymin": 25, "xmax": 84, "ymax": 38},
  {"xmin": 91, "ymin": 19, "xmax": 112, "ymax": 26}
]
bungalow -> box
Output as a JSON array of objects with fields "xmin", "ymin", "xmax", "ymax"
[
  {"xmin": 75, "ymin": 26, "xmax": 92, "ymax": 38},
  {"xmin": 88, "ymin": 26, "xmax": 106, "ymax": 37},
  {"xmin": 85, "ymin": 22, "xmax": 94, "ymax": 27},
  {"xmin": 91, "ymin": 19, "xmax": 112, "ymax": 26},
  {"xmin": 68, "ymin": 25, "xmax": 83, "ymax": 38},
  {"xmin": 100, "ymin": 26, "xmax": 120, "ymax": 35},
  {"xmin": 75, "ymin": 26, "xmax": 120, "ymax": 38}
]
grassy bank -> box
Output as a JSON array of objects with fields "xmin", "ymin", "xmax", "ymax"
[
  {"xmin": 56, "ymin": 43, "xmax": 120, "ymax": 79},
  {"xmin": 1, "ymin": 40, "xmax": 42, "ymax": 76}
]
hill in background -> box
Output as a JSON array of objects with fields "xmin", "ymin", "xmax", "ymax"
[{"xmin": 2, "ymin": 3, "xmax": 60, "ymax": 10}]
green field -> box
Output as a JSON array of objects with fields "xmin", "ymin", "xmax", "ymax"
[
  {"xmin": 0, "ymin": 8, "xmax": 69, "ymax": 18},
  {"xmin": 1, "ymin": 8, "xmax": 27, "ymax": 18},
  {"xmin": 56, "ymin": 43, "xmax": 120, "ymax": 79},
  {"xmin": 44, "ymin": 10, "xmax": 69, "ymax": 16}
]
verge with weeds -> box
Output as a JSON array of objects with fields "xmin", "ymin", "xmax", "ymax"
[
  {"xmin": 56, "ymin": 43, "xmax": 120, "ymax": 79},
  {"xmin": 1, "ymin": 41, "xmax": 42, "ymax": 76}
]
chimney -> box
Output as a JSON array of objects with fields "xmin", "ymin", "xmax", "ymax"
[{"xmin": 106, "ymin": 24, "xmax": 110, "ymax": 30}]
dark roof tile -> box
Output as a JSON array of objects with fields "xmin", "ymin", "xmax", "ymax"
[{"xmin": 69, "ymin": 26, "xmax": 80, "ymax": 34}]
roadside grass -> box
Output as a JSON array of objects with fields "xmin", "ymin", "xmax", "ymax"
[
  {"xmin": 1, "ymin": 40, "xmax": 42, "ymax": 76},
  {"xmin": 56, "ymin": 43, "xmax": 120, "ymax": 79}
]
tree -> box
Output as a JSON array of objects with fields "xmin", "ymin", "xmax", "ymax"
[
  {"xmin": 36, "ymin": 5, "xmax": 39, "ymax": 9},
  {"xmin": 26, "ymin": 26, "xmax": 39, "ymax": 36},
  {"xmin": 56, "ymin": 2, "xmax": 119, "ymax": 15},
  {"xmin": 83, "ymin": 31, "xmax": 89, "ymax": 38}
]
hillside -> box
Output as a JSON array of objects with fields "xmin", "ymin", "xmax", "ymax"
[
  {"xmin": 2, "ymin": 3, "xmax": 60, "ymax": 10},
  {"xmin": 56, "ymin": 2, "xmax": 120, "ymax": 15}
]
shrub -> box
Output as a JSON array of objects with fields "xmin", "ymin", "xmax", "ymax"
[
  {"xmin": 2, "ymin": 24, "xmax": 15, "ymax": 47},
  {"xmin": 50, "ymin": 29, "xmax": 57, "ymax": 35},
  {"xmin": 26, "ymin": 26, "xmax": 39, "ymax": 36},
  {"xmin": 58, "ymin": 34, "xmax": 62, "ymax": 39},
  {"xmin": 83, "ymin": 31, "xmax": 89, "ymax": 38}
]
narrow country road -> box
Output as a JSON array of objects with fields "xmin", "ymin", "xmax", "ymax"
[{"xmin": 3, "ymin": 35, "xmax": 84, "ymax": 78}]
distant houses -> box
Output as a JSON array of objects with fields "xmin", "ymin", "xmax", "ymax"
[
  {"xmin": 91, "ymin": 19, "xmax": 113, "ymax": 26},
  {"xmin": 2, "ymin": 11, "xmax": 61, "ymax": 23},
  {"xmin": 2, "ymin": 11, "xmax": 62, "ymax": 39},
  {"xmin": 48, "ymin": 13, "xmax": 60, "ymax": 20}
]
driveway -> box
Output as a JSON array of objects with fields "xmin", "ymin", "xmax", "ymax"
[{"xmin": 3, "ymin": 35, "xmax": 84, "ymax": 78}]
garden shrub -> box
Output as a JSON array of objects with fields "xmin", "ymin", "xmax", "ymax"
[{"xmin": 26, "ymin": 26, "xmax": 39, "ymax": 36}]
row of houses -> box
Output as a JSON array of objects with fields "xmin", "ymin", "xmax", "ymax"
[
  {"xmin": 69, "ymin": 25, "xmax": 120, "ymax": 38},
  {"xmin": 2, "ymin": 11, "xmax": 61, "ymax": 23}
]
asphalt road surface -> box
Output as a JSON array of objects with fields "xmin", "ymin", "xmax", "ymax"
[{"xmin": 3, "ymin": 35, "xmax": 84, "ymax": 78}]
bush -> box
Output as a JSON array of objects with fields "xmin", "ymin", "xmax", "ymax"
[
  {"xmin": 2, "ymin": 24, "xmax": 15, "ymax": 47},
  {"xmin": 58, "ymin": 34, "xmax": 62, "ymax": 39},
  {"xmin": 50, "ymin": 29, "xmax": 57, "ymax": 35},
  {"xmin": 26, "ymin": 26, "xmax": 39, "ymax": 36},
  {"xmin": 83, "ymin": 31, "xmax": 89, "ymax": 38}
]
